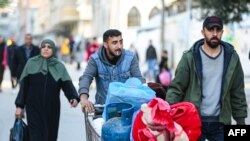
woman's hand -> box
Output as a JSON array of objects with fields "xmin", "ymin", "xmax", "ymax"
[
  {"xmin": 15, "ymin": 107, "xmax": 24, "ymax": 119},
  {"xmin": 147, "ymin": 122, "xmax": 175, "ymax": 140},
  {"xmin": 147, "ymin": 122, "xmax": 167, "ymax": 132},
  {"xmin": 70, "ymin": 99, "xmax": 78, "ymax": 107}
]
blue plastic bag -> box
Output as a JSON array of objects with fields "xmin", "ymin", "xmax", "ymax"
[
  {"xmin": 9, "ymin": 119, "xmax": 29, "ymax": 141},
  {"xmin": 102, "ymin": 77, "xmax": 156, "ymax": 120}
]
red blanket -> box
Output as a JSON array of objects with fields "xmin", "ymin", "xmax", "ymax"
[{"xmin": 132, "ymin": 98, "xmax": 201, "ymax": 141}]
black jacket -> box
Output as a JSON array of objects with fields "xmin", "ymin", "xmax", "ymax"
[
  {"xmin": 12, "ymin": 44, "xmax": 40, "ymax": 79},
  {"xmin": 0, "ymin": 41, "xmax": 6, "ymax": 66},
  {"xmin": 146, "ymin": 45, "xmax": 157, "ymax": 60}
]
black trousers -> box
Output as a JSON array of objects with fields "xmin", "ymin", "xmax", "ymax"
[{"xmin": 0, "ymin": 64, "xmax": 5, "ymax": 90}]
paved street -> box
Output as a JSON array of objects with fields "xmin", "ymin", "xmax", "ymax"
[{"xmin": 0, "ymin": 62, "xmax": 250, "ymax": 141}]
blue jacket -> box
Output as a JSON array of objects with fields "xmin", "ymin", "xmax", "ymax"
[{"xmin": 78, "ymin": 46, "xmax": 145, "ymax": 104}]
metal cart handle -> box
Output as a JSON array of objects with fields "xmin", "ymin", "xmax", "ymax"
[{"xmin": 83, "ymin": 104, "xmax": 105, "ymax": 116}]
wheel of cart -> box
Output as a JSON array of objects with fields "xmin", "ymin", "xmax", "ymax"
[{"xmin": 83, "ymin": 104, "xmax": 104, "ymax": 141}]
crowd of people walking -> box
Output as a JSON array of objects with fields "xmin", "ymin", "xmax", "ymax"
[
  {"xmin": 0, "ymin": 32, "xmax": 169, "ymax": 95},
  {"xmin": 0, "ymin": 15, "xmax": 248, "ymax": 141}
]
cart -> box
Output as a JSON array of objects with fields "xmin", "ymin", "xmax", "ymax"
[
  {"xmin": 83, "ymin": 82, "xmax": 165, "ymax": 141},
  {"xmin": 83, "ymin": 105, "xmax": 104, "ymax": 141}
]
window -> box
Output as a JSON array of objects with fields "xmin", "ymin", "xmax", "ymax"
[
  {"xmin": 128, "ymin": 7, "xmax": 141, "ymax": 27},
  {"xmin": 149, "ymin": 7, "xmax": 160, "ymax": 20}
]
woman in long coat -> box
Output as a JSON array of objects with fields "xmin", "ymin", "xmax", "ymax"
[{"xmin": 15, "ymin": 39, "xmax": 80, "ymax": 141}]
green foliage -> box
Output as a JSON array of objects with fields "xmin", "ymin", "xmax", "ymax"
[
  {"xmin": 0, "ymin": 0, "xmax": 10, "ymax": 8},
  {"xmin": 199, "ymin": 0, "xmax": 250, "ymax": 24}
]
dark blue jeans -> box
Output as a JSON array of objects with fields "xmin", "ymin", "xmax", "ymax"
[{"xmin": 199, "ymin": 122, "xmax": 224, "ymax": 141}]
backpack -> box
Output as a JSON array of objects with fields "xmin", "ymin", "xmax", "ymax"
[{"xmin": 159, "ymin": 69, "xmax": 171, "ymax": 86}]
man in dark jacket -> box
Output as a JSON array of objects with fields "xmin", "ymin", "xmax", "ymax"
[
  {"xmin": 12, "ymin": 34, "xmax": 40, "ymax": 82},
  {"xmin": 145, "ymin": 39, "xmax": 158, "ymax": 81},
  {"xmin": 164, "ymin": 16, "xmax": 248, "ymax": 141}
]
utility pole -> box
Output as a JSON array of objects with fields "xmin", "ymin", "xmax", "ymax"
[
  {"xmin": 161, "ymin": 0, "xmax": 165, "ymax": 51},
  {"xmin": 26, "ymin": 0, "xmax": 30, "ymax": 33},
  {"xmin": 186, "ymin": 0, "xmax": 192, "ymax": 49}
]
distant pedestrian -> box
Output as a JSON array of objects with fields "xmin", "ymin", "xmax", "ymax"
[
  {"xmin": 69, "ymin": 35, "xmax": 75, "ymax": 64},
  {"xmin": 15, "ymin": 39, "xmax": 80, "ymax": 141},
  {"xmin": 158, "ymin": 50, "xmax": 169, "ymax": 71},
  {"xmin": 0, "ymin": 35, "xmax": 6, "ymax": 92},
  {"xmin": 12, "ymin": 34, "xmax": 40, "ymax": 84},
  {"xmin": 129, "ymin": 43, "xmax": 139, "ymax": 61},
  {"xmin": 145, "ymin": 39, "xmax": 158, "ymax": 82},
  {"xmin": 73, "ymin": 38, "xmax": 84, "ymax": 70},
  {"xmin": 86, "ymin": 37, "xmax": 99, "ymax": 61},
  {"xmin": 60, "ymin": 38, "xmax": 71, "ymax": 63},
  {"xmin": 156, "ymin": 50, "xmax": 171, "ymax": 91},
  {"xmin": 7, "ymin": 37, "xmax": 18, "ymax": 90}
]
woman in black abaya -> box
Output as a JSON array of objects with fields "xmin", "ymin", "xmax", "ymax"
[{"xmin": 15, "ymin": 39, "xmax": 80, "ymax": 141}]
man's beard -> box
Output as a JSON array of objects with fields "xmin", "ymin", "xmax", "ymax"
[
  {"xmin": 205, "ymin": 37, "xmax": 221, "ymax": 49},
  {"xmin": 109, "ymin": 48, "xmax": 122, "ymax": 59}
]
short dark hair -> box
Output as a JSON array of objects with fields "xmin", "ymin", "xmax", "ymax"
[
  {"xmin": 103, "ymin": 29, "xmax": 122, "ymax": 42},
  {"xmin": 25, "ymin": 33, "xmax": 33, "ymax": 39}
]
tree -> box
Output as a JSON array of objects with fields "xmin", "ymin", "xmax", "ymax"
[
  {"xmin": 0, "ymin": 0, "xmax": 11, "ymax": 8},
  {"xmin": 199, "ymin": 0, "xmax": 250, "ymax": 24}
]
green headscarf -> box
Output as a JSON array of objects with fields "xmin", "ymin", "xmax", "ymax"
[
  {"xmin": 41, "ymin": 38, "xmax": 57, "ymax": 57},
  {"xmin": 19, "ymin": 39, "xmax": 71, "ymax": 82}
]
